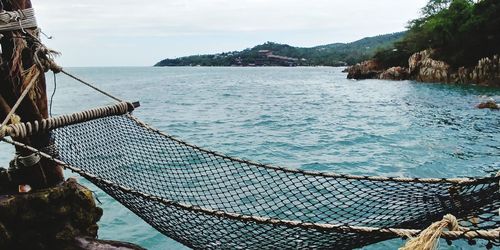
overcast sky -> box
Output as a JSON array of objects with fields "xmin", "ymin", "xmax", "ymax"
[{"xmin": 32, "ymin": 0, "xmax": 428, "ymax": 67}]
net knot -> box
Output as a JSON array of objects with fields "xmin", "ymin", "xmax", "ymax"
[{"xmin": 443, "ymin": 214, "xmax": 459, "ymax": 232}]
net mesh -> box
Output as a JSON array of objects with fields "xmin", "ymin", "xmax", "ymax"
[{"xmin": 41, "ymin": 114, "xmax": 498, "ymax": 249}]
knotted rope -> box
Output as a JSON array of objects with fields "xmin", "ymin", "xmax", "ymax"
[
  {"xmin": 0, "ymin": 8, "xmax": 37, "ymax": 32},
  {"xmin": 26, "ymin": 31, "xmax": 123, "ymax": 102},
  {"xmin": 400, "ymin": 214, "xmax": 467, "ymax": 250}
]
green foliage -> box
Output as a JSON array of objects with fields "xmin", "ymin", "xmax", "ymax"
[
  {"xmin": 375, "ymin": 0, "xmax": 500, "ymax": 68},
  {"xmin": 155, "ymin": 33, "xmax": 405, "ymax": 67},
  {"xmin": 421, "ymin": 0, "xmax": 452, "ymax": 17}
]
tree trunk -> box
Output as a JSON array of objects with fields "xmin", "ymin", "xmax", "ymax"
[{"xmin": 0, "ymin": 0, "xmax": 64, "ymax": 191}]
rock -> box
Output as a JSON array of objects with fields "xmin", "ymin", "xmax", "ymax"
[
  {"xmin": 457, "ymin": 55, "xmax": 500, "ymax": 86},
  {"xmin": 346, "ymin": 60, "xmax": 384, "ymax": 79},
  {"xmin": 378, "ymin": 66, "xmax": 410, "ymax": 80},
  {"xmin": 0, "ymin": 178, "xmax": 101, "ymax": 249},
  {"xmin": 0, "ymin": 178, "xmax": 142, "ymax": 250},
  {"xmin": 346, "ymin": 48, "xmax": 500, "ymax": 86},
  {"xmin": 408, "ymin": 49, "xmax": 451, "ymax": 83},
  {"xmin": 476, "ymin": 100, "xmax": 499, "ymax": 110},
  {"xmin": 408, "ymin": 50, "xmax": 500, "ymax": 86}
]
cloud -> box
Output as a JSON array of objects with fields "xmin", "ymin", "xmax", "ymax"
[{"xmin": 31, "ymin": 0, "xmax": 427, "ymax": 66}]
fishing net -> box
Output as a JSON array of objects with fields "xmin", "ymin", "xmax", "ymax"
[{"xmin": 17, "ymin": 104, "xmax": 495, "ymax": 250}]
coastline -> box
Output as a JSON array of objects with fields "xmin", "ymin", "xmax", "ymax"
[{"xmin": 346, "ymin": 49, "xmax": 500, "ymax": 87}]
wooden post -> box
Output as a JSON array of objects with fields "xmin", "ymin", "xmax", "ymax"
[
  {"xmin": 0, "ymin": 0, "xmax": 64, "ymax": 191},
  {"xmin": 0, "ymin": 3, "xmax": 145, "ymax": 249}
]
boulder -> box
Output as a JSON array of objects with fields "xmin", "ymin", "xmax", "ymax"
[
  {"xmin": 408, "ymin": 50, "xmax": 451, "ymax": 83},
  {"xmin": 0, "ymin": 178, "xmax": 143, "ymax": 250},
  {"xmin": 476, "ymin": 100, "xmax": 499, "ymax": 110},
  {"xmin": 378, "ymin": 66, "xmax": 410, "ymax": 80},
  {"xmin": 346, "ymin": 60, "xmax": 384, "ymax": 79}
]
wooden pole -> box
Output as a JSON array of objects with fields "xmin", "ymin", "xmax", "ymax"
[
  {"xmin": 0, "ymin": 0, "xmax": 64, "ymax": 191},
  {"xmin": 0, "ymin": 3, "xmax": 145, "ymax": 249}
]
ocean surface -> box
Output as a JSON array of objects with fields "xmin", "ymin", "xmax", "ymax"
[{"xmin": 1, "ymin": 67, "xmax": 498, "ymax": 249}]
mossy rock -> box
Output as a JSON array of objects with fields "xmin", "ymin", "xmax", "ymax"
[{"xmin": 0, "ymin": 178, "xmax": 103, "ymax": 249}]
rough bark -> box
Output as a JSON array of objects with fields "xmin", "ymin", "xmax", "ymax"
[{"xmin": 0, "ymin": 0, "xmax": 64, "ymax": 191}]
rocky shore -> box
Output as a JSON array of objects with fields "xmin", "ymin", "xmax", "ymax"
[
  {"xmin": 347, "ymin": 49, "xmax": 500, "ymax": 87},
  {"xmin": 0, "ymin": 178, "xmax": 144, "ymax": 250}
]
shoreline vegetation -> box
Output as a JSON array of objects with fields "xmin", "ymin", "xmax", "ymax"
[
  {"xmin": 347, "ymin": 0, "xmax": 500, "ymax": 87},
  {"xmin": 154, "ymin": 32, "xmax": 405, "ymax": 67}
]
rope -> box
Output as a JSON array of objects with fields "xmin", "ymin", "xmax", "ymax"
[
  {"xmin": 0, "ymin": 8, "xmax": 37, "ymax": 32},
  {"xmin": 4, "ymin": 18, "xmax": 123, "ymax": 103},
  {"xmin": 31, "ymin": 42, "xmax": 123, "ymax": 102},
  {"xmin": 0, "ymin": 102, "xmax": 132, "ymax": 139},
  {"xmin": 59, "ymin": 69, "xmax": 123, "ymax": 102},
  {"xmin": 400, "ymin": 214, "xmax": 467, "ymax": 250},
  {"xmin": 49, "ymin": 71, "xmax": 57, "ymax": 117}
]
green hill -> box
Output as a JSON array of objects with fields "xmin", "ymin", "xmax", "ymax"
[{"xmin": 154, "ymin": 32, "xmax": 405, "ymax": 67}]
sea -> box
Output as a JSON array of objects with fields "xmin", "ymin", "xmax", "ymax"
[{"xmin": 0, "ymin": 67, "xmax": 498, "ymax": 249}]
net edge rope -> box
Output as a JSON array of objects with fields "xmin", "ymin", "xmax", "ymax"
[
  {"xmin": 2, "ymin": 136, "xmax": 499, "ymax": 242},
  {"xmin": 126, "ymin": 114, "xmax": 496, "ymax": 185}
]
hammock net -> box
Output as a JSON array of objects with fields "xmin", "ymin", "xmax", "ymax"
[{"xmin": 21, "ymin": 105, "xmax": 496, "ymax": 250}]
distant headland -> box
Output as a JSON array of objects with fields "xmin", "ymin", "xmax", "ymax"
[{"xmin": 154, "ymin": 32, "xmax": 405, "ymax": 67}]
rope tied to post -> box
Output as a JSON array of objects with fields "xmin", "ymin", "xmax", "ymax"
[
  {"xmin": 0, "ymin": 8, "xmax": 37, "ymax": 32},
  {"xmin": 400, "ymin": 214, "xmax": 465, "ymax": 250},
  {"xmin": 33, "ymin": 44, "xmax": 62, "ymax": 73}
]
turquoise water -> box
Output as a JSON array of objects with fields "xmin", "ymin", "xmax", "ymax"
[{"xmin": 1, "ymin": 67, "xmax": 498, "ymax": 249}]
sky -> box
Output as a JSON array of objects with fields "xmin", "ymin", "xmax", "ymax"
[{"xmin": 32, "ymin": 0, "xmax": 428, "ymax": 67}]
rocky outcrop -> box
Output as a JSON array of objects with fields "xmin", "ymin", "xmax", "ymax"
[
  {"xmin": 346, "ymin": 62, "xmax": 410, "ymax": 81},
  {"xmin": 378, "ymin": 66, "xmax": 409, "ymax": 80},
  {"xmin": 346, "ymin": 49, "xmax": 500, "ymax": 87},
  {"xmin": 408, "ymin": 50, "xmax": 500, "ymax": 86},
  {"xmin": 457, "ymin": 55, "xmax": 500, "ymax": 86},
  {"xmin": 347, "ymin": 60, "xmax": 384, "ymax": 79},
  {"xmin": 0, "ymin": 178, "xmax": 144, "ymax": 250},
  {"xmin": 408, "ymin": 50, "xmax": 451, "ymax": 83}
]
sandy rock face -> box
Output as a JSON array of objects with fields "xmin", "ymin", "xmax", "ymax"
[
  {"xmin": 408, "ymin": 50, "xmax": 451, "ymax": 83},
  {"xmin": 457, "ymin": 55, "xmax": 500, "ymax": 86},
  {"xmin": 346, "ymin": 60, "xmax": 384, "ymax": 79},
  {"xmin": 408, "ymin": 50, "xmax": 500, "ymax": 86},
  {"xmin": 344, "ymin": 49, "xmax": 499, "ymax": 86}
]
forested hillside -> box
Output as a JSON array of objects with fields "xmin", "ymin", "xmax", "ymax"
[{"xmin": 155, "ymin": 32, "xmax": 405, "ymax": 67}]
